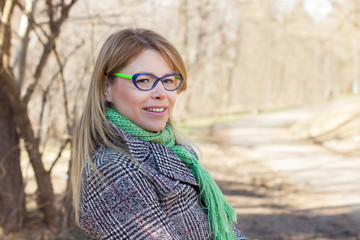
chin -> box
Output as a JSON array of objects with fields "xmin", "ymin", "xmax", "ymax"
[{"xmin": 146, "ymin": 124, "xmax": 166, "ymax": 132}]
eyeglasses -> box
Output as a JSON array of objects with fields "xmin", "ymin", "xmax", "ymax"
[{"xmin": 113, "ymin": 73, "xmax": 183, "ymax": 91}]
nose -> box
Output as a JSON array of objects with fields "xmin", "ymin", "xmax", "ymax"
[{"xmin": 150, "ymin": 80, "xmax": 167, "ymax": 100}]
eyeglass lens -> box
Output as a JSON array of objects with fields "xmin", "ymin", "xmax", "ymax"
[{"xmin": 135, "ymin": 74, "xmax": 181, "ymax": 90}]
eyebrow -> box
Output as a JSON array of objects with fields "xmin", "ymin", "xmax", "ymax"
[{"xmin": 138, "ymin": 72, "xmax": 176, "ymax": 76}]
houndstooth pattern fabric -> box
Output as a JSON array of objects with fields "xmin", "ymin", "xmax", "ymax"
[{"xmin": 79, "ymin": 124, "xmax": 248, "ymax": 240}]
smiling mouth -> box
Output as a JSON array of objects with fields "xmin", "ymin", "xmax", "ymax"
[{"xmin": 145, "ymin": 107, "xmax": 166, "ymax": 113}]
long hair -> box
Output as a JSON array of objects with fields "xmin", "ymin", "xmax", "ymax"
[{"xmin": 72, "ymin": 28, "xmax": 188, "ymax": 224}]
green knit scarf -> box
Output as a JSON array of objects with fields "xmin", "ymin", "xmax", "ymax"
[{"xmin": 106, "ymin": 108, "xmax": 237, "ymax": 239}]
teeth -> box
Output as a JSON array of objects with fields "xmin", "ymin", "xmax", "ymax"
[{"xmin": 147, "ymin": 108, "xmax": 165, "ymax": 112}]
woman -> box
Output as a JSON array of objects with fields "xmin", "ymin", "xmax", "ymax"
[{"xmin": 72, "ymin": 28, "xmax": 248, "ymax": 240}]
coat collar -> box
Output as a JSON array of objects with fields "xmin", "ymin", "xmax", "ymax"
[
  {"xmin": 110, "ymin": 122, "xmax": 199, "ymax": 186},
  {"xmin": 148, "ymin": 141, "xmax": 199, "ymax": 186}
]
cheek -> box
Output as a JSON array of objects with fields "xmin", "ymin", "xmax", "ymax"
[
  {"xmin": 119, "ymin": 89, "xmax": 149, "ymax": 112},
  {"xmin": 169, "ymin": 93, "xmax": 177, "ymax": 107},
  {"xmin": 109, "ymin": 82, "xmax": 145, "ymax": 111},
  {"xmin": 118, "ymin": 90, "xmax": 146, "ymax": 107},
  {"xmin": 112, "ymin": 81, "xmax": 141, "ymax": 102}
]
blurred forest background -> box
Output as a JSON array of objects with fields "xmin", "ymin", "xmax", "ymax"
[{"xmin": 1, "ymin": 0, "xmax": 360, "ymax": 239}]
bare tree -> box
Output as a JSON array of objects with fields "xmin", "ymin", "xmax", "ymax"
[
  {"xmin": 0, "ymin": 0, "xmax": 77, "ymax": 232},
  {"xmin": 0, "ymin": 1, "xmax": 26, "ymax": 234}
]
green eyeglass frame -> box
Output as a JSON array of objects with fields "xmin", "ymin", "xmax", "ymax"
[{"xmin": 113, "ymin": 72, "xmax": 183, "ymax": 91}]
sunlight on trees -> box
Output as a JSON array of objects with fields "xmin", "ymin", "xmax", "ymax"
[{"xmin": 1, "ymin": 0, "xmax": 360, "ymax": 238}]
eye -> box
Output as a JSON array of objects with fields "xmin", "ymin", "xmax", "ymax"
[
  {"xmin": 136, "ymin": 78, "xmax": 151, "ymax": 84},
  {"xmin": 163, "ymin": 78, "xmax": 175, "ymax": 84}
]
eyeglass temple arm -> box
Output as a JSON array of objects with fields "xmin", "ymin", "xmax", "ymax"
[{"xmin": 113, "ymin": 73, "xmax": 133, "ymax": 79}]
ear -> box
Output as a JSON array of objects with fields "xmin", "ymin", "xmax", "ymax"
[{"xmin": 103, "ymin": 79, "xmax": 112, "ymax": 102}]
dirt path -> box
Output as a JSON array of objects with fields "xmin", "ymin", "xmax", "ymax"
[{"xmin": 193, "ymin": 99, "xmax": 360, "ymax": 240}]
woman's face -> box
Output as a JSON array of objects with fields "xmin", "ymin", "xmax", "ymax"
[{"xmin": 104, "ymin": 49, "xmax": 178, "ymax": 132}]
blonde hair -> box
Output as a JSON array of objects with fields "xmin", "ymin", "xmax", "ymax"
[{"xmin": 72, "ymin": 28, "xmax": 188, "ymax": 224}]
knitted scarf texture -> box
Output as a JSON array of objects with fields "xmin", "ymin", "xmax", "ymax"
[{"xmin": 105, "ymin": 107, "xmax": 237, "ymax": 239}]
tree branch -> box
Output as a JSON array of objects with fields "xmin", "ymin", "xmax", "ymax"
[
  {"xmin": 22, "ymin": 0, "xmax": 78, "ymax": 106},
  {"xmin": 48, "ymin": 138, "xmax": 70, "ymax": 175},
  {"xmin": 46, "ymin": 0, "xmax": 55, "ymax": 33},
  {"xmin": 37, "ymin": 40, "xmax": 84, "ymax": 148},
  {"xmin": 53, "ymin": 47, "xmax": 71, "ymax": 134}
]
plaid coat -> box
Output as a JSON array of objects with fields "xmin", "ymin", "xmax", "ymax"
[{"xmin": 79, "ymin": 124, "xmax": 248, "ymax": 240}]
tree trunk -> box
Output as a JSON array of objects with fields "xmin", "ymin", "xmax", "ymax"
[
  {"xmin": 0, "ymin": 83, "xmax": 26, "ymax": 235},
  {"xmin": 20, "ymin": 104, "xmax": 59, "ymax": 230},
  {"xmin": 0, "ymin": 69, "xmax": 59, "ymax": 231}
]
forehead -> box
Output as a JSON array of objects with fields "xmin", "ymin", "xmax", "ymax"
[{"xmin": 122, "ymin": 49, "xmax": 173, "ymax": 74}]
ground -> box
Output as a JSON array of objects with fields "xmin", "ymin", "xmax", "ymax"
[{"xmin": 191, "ymin": 97, "xmax": 360, "ymax": 240}]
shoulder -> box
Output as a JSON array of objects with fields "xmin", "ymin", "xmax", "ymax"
[
  {"xmin": 91, "ymin": 144, "xmax": 131, "ymax": 169},
  {"xmin": 90, "ymin": 122, "xmax": 150, "ymax": 169},
  {"xmin": 80, "ymin": 145, "xmax": 135, "ymax": 196},
  {"xmin": 81, "ymin": 142, "xmax": 153, "ymax": 208}
]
